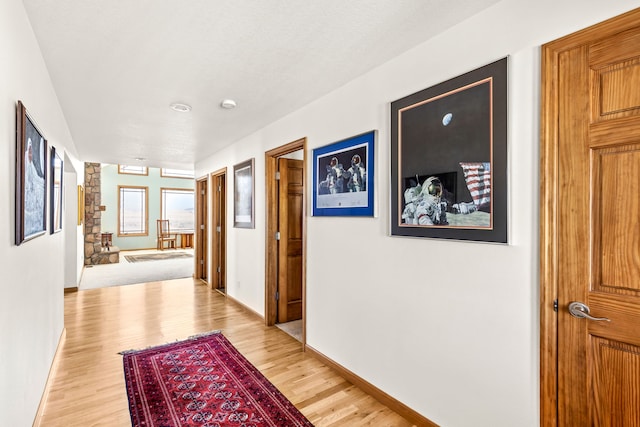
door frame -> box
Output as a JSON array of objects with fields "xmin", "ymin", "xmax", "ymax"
[
  {"xmin": 539, "ymin": 8, "xmax": 640, "ymax": 426},
  {"xmin": 211, "ymin": 168, "xmax": 227, "ymax": 294},
  {"xmin": 265, "ymin": 138, "xmax": 306, "ymax": 338}
]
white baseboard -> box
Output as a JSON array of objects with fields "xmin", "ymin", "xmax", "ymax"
[{"xmin": 32, "ymin": 328, "xmax": 66, "ymax": 427}]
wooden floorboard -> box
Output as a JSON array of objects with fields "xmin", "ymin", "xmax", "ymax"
[{"xmin": 39, "ymin": 278, "xmax": 417, "ymax": 426}]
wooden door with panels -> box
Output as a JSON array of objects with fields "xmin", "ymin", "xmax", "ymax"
[
  {"xmin": 211, "ymin": 169, "xmax": 227, "ymax": 293},
  {"xmin": 277, "ymin": 158, "xmax": 304, "ymax": 323},
  {"xmin": 195, "ymin": 177, "xmax": 208, "ymax": 283},
  {"xmin": 541, "ymin": 8, "xmax": 640, "ymax": 426}
]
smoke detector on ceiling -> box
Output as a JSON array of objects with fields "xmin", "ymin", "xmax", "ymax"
[
  {"xmin": 220, "ymin": 99, "xmax": 237, "ymax": 109},
  {"xmin": 170, "ymin": 102, "xmax": 192, "ymax": 112}
]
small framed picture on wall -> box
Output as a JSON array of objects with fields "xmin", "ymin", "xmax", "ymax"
[
  {"xmin": 233, "ymin": 158, "xmax": 255, "ymax": 228},
  {"xmin": 312, "ymin": 130, "xmax": 375, "ymax": 217}
]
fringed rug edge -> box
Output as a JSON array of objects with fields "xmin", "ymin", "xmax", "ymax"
[{"xmin": 118, "ymin": 329, "xmax": 222, "ymax": 355}]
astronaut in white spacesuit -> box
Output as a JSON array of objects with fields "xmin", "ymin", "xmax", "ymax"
[
  {"xmin": 318, "ymin": 157, "xmax": 347, "ymax": 194},
  {"xmin": 401, "ymin": 176, "xmax": 448, "ymax": 225},
  {"xmin": 346, "ymin": 154, "xmax": 366, "ymax": 192},
  {"xmin": 327, "ymin": 157, "xmax": 346, "ymax": 193}
]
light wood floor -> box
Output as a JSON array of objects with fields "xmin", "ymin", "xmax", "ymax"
[{"xmin": 39, "ymin": 278, "xmax": 417, "ymax": 426}]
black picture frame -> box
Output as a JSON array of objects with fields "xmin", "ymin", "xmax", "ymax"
[
  {"xmin": 16, "ymin": 100, "xmax": 48, "ymax": 245},
  {"xmin": 50, "ymin": 146, "xmax": 63, "ymax": 234},
  {"xmin": 312, "ymin": 130, "xmax": 375, "ymax": 217},
  {"xmin": 233, "ymin": 158, "xmax": 255, "ymax": 229},
  {"xmin": 391, "ymin": 57, "xmax": 507, "ymax": 243}
]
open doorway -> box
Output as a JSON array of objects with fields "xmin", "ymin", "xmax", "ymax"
[
  {"xmin": 265, "ymin": 138, "xmax": 306, "ymax": 344},
  {"xmin": 78, "ymin": 163, "xmax": 197, "ymax": 290}
]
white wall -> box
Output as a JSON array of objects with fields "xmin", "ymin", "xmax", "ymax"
[
  {"xmin": 196, "ymin": 1, "xmax": 640, "ymax": 426},
  {"xmin": 0, "ymin": 0, "xmax": 80, "ymax": 424}
]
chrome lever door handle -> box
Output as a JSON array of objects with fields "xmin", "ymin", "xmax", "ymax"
[{"xmin": 568, "ymin": 302, "xmax": 611, "ymax": 322}]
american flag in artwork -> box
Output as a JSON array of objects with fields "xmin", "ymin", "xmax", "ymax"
[{"xmin": 459, "ymin": 162, "xmax": 491, "ymax": 208}]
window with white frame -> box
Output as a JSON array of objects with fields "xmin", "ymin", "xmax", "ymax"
[
  {"xmin": 118, "ymin": 186, "xmax": 148, "ymax": 235},
  {"xmin": 161, "ymin": 168, "xmax": 194, "ymax": 179},
  {"xmin": 118, "ymin": 165, "xmax": 148, "ymax": 175},
  {"xmin": 161, "ymin": 188, "xmax": 194, "ymax": 232}
]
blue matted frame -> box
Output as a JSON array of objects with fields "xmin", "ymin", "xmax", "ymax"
[{"xmin": 312, "ymin": 130, "xmax": 375, "ymax": 217}]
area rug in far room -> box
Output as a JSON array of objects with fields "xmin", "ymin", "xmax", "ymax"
[
  {"xmin": 121, "ymin": 331, "xmax": 314, "ymax": 427},
  {"xmin": 124, "ymin": 252, "xmax": 194, "ymax": 263}
]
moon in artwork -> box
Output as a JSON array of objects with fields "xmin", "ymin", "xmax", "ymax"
[{"xmin": 442, "ymin": 112, "xmax": 453, "ymax": 126}]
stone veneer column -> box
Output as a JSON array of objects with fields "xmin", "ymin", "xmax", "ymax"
[{"xmin": 84, "ymin": 162, "xmax": 115, "ymax": 264}]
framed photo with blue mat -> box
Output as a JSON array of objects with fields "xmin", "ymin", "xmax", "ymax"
[
  {"xmin": 312, "ymin": 130, "xmax": 375, "ymax": 217},
  {"xmin": 391, "ymin": 58, "xmax": 507, "ymax": 243}
]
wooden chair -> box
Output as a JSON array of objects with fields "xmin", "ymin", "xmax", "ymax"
[{"xmin": 156, "ymin": 219, "xmax": 177, "ymax": 250}]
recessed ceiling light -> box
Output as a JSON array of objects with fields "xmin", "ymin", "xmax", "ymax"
[
  {"xmin": 170, "ymin": 102, "xmax": 192, "ymax": 112},
  {"xmin": 220, "ymin": 99, "xmax": 237, "ymax": 109},
  {"xmin": 134, "ymin": 157, "xmax": 145, "ymax": 161}
]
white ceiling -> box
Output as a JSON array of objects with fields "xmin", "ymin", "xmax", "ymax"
[{"xmin": 23, "ymin": 0, "xmax": 500, "ymax": 170}]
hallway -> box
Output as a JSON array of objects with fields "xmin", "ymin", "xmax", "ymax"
[{"xmin": 39, "ymin": 279, "xmax": 416, "ymax": 426}]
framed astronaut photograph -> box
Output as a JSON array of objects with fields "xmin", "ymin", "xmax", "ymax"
[
  {"xmin": 16, "ymin": 100, "xmax": 48, "ymax": 245},
  {"xmin": 312, "ymin": 130, "xmax": 375, "ymax": 217},
  {"xmin": 234, "ymin": 158, "xmax": 255, "ymax": 228},
  {"xmin": 390, "ymin": 58, "xmax": 507, "ymax": 243}
]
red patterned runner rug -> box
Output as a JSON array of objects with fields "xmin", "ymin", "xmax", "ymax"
[{"xmin": 121, "ymin": 331, "xmax": 314, "ymax": 427}]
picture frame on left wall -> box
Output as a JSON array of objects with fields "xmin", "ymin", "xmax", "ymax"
[
  {"xmin": 50, "ymin": 146, "xmax": 63, "ymax": 233},
  {"xmin": 77, "ymin": 185, "xmax": 84, "ymax": 226},
  {"xmin": 16, "ymin": 100, "xmax": 48, "ymax": 245}
]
